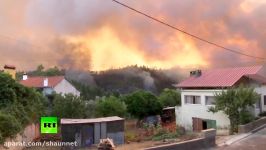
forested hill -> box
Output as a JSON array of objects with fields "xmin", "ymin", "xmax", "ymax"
[
  {"xmin": 17, "ymin": 65, "xmax": 183, "ymax": 98},
  {"xmin": 90, "ymin": 65, "xmax": 181, "ymax": 94}
]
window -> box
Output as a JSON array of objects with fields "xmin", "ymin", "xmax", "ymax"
[
  {"xmin": 264, "ymin": 96, "xmax": 266, "ymax": 106},
  {"xmin": 205, "ymin": 96, "xmax": 215, "ymax": 105},
  {"xmin": 185, "ymin": 95, "xmax": 201, "ymax": 104}
]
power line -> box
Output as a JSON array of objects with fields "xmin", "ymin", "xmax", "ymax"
[{"xmin": 112, "ymin": 0, "xmax": 266, "ymax": 60}]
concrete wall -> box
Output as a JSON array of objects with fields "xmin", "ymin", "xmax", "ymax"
[
  {"xmin": 144, "ymin": 129, "xmax": 216, "ymax": 150},
  {"xmin": 54, "ymin": 79, "xmax": 80, "ymax": 96},
  {"xmin": 238, "ymin": 117, "xmax": 266, "ymax": 133},
  {"xmin": 176, "ymin": 89, "xmax": 230, "ymax": 130}
]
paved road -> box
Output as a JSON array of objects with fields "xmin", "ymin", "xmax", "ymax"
[{"xmin": 216, "ymin": 127, "xmax": 266, "ymax": 150}]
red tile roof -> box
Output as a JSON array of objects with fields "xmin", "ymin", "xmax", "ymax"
[
  {"xmin": 176, "ymin": 66, "xmax": 265, "ymax": 88},
  {"xmin": 20, "ymin": 76, "xmax": 64, "ymax": 88}
]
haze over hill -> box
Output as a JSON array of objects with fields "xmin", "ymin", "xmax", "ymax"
[{"xmin": 21, "ymin": 65, "xmax": 183, "ymax": 96}]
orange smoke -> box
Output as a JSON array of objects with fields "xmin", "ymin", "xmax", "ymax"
[{"xmin": 65, "ymin": 26, "xmax": 208, "ymax": 71}]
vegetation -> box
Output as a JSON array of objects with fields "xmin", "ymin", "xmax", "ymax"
[
  {"xmin": 2, "ymin": 64, "xmax": 182, "ymax": 143},
  {"xmin": 52, "ymin": 94, "xmax": 88, "ymax": 119},
  {"xmin": 95, "ymin": 96, "xmax": 127, "ymax": 117},
  {"xmin": 92, "ymin": 65, "xmax": 179, "ymax": 94},
  {"xmin": 0, "ymin": 73, "xmax": 45, "ymax": 143},
  {"xmin": 70, "ymin": 80, "xmax": 105, "ymax": 100},
  {"xmin": 209, "ymin": 85, "xmax": 259, "ymax": 134},
  {"xmin": 124, "ymin": 90, "xmax": 163, "ymax": 120},
  {"xmin": 0, "ymin": 113, "xmax": 21, "ymax": 143},
  {"xmin": 259, "ymin": 111, "xmax": 266, "ymax": 117},
  {"xmin": 239, "ymin": 110, "xmax": 255, "ymax": 125},
  {"xmin": 159, "ymin": 88, "xmax": 181, "ymax": 108}
]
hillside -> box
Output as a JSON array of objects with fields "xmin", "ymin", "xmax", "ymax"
[{"xmin": 18, "ymin": 65, "xmax": 183, "ymax": 98}]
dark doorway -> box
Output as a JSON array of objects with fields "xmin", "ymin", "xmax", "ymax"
[{"xmin": 202, "ymin": 120, "xmax": 207, "ymax": 130}]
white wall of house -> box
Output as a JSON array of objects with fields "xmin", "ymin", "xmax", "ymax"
[
  {"xmin": 176, "ymin": 89, "xmax": 230, "ymax": 130},
  {"xmin": 177, "ymin": 85, "xmax": 266, "ymax": 130},
  {"xmin": 53, "ymin": 79, "xmax": 80, "ymax": 96}
]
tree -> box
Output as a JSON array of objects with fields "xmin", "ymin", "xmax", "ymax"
[
  {"xmin": 159, "ymin": 88, "xmax": 181, "ymax": 108},
  {"xmin": 95, "ymin": 96, "xmax": 127, "ymax": 117},
  {"xmin": 27, "ymin": 65, "xmax": 65, "ymax": 77},
  {"xmin": 52, "ymin": 94, "xmax": 88, "ymax": 119},
  {"xmin": 0, "ymin": 72, "xmax": 45, "ymax": 142},
  {"xmin": 0, "ymin": 112, "xmax": 21, "ymax": 143},
  {"xmin": 124, "ymin": 90, "xmax": 162, "ymax": 120},
  {"xmin": 209, "ymin": 86, "xmax": 259, "ymax": 134},
  {"xmin": 37, "ymin": 64, "xmax": 44, "ymax": 73}
]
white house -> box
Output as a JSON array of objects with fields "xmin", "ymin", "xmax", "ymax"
[
  {"xmin": 175, "ymin": 66, "xmax": 266, "ymax": 131},
  {"xmin": 20, "ymin": 75, "xmax": 80, "ymax": 96}
]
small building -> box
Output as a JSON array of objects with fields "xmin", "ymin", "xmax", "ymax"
[
  {"xmin": 20, "ymin": 75, "xmax": 80, "ymax": 96},
  {"xmin": 61, "ymin": 116, "xmax": 124, "ymax": 148},
  {"xmin": 161, "ymin": 107, "xmax": 176, "ymax": 124},
  {"xmin": 175, "ymin": 66, "xmax": 266, "ymax": 132}
]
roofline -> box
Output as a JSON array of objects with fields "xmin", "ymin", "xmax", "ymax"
[{"xmin": 60, "ymin": 116, "xmax": 124, "ymax": 125}]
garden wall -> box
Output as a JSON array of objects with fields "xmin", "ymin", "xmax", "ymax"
[
  {"xmin": 238, "ymin": 117, "xmax": 266, "ymax": 133},
  {"xmin": 144, "ymin": 129, "xmax": 216, "ymax": 150}
]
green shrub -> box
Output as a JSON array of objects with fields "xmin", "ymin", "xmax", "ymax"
[
  {"xmin": 151, "ymin": 125, "xmax": 180, "ymax": 141},
  {"xmin": 95, "ymin": 96, "xmax": 127, "ymax": 117},
  {"xmin": 124, "ymin": 90, "xmax": 162, "ymax": 119},
  {"xmin": 125, "ymin": 131, "xmax": 137, "ymax": 142},
  {"xmin": 0, "ymin": 73, "xmax": 45, "ymax": 143},
  {"xmin": 152, "ymin": 132, "xmax": 180, "ymax": 141},
  {"xmin": 159, "ymin": 88, "xmax": 181, "ymax": 107},
  {"xmin": 52, "ymin": 94, "xmax": 88, "ymax": 119},
  {"xmin": 0, "ymin": 112, "xmax": 21, "ymax": 144},
  {"xmin": 239, "ymin": 110, "xmax": 254, "ymax": 125},
  {"xmin": 259, "ymin": 111, "xmax": 266, "ymax": 117}
]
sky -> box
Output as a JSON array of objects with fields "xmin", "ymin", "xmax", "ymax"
[{"xmin": 0, "ymin": 0, "xmax": 266, "ymax": 71}]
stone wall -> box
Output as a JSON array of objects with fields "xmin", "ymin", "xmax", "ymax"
[
  {"xmin": 238, "ymin": 117, "xmax": 266, "ymax": 133},
  {"xmin": 144, "ymin": 129, "xmax": 216, "ymax": 150}
]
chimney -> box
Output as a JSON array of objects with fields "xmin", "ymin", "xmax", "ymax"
[
  {"xmin": 3, "ymin": 64, "xmax": 16, "ymax": 79},
  {"xmin": 190, "ymin": 70, "xmax": 202, "ymax": 77},
  {"xmin": 22, "ymin": 73, "xmax": 28, "ymax": 80},
  {"xmin": 43, "ymin": 78, "xmax": 48, "ymax": 87}
]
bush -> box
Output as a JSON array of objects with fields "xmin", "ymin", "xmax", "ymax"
[
  {"xmin": 125, "ymin": 131, "xmax": 137, "ymax": 142},
  {"xmin": 159, "ymin": 89, "xmax": 181, "ymax": 107},
  {"xmin": 0, "ymin": 73, "xmax": 45, "ymax": 142},
  {"xmin": 239, "ymin": 110, "xmax": 254, "ymax": 125},
  {"xmin": 124, "ymin": 90, "xmax": 162, "ymax": 119},
  {"xmin": 152, "ymin": 132, "xmax": 180, "ymax": 141},
  {"xmin": 95, "ymin": 96, "xmax": 127, "ymax": 117},
  {"xmin": 0, "ymin": 112, "xmax": 21, "ymax": 144},
  {"xmin": 259, "ymin": 111, "xmax": 266, "ymax": 117},
  {"xmin": 52, "ymin": 94, "xmax": 88, "ymax": 119}
]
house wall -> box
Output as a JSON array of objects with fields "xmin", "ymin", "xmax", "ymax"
[
  {"xmin": 177, "ymin": 84, "xmax": 266, "ymax": 131},
  {"xmin": 53, "ymin": 79, "xmax": 80, "ymax": 96},
  {"xmin": 176, "ymin": 89, "xmax": 230, "ymax": 130}
]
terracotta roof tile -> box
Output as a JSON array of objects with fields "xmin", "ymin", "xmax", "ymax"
[
  {"xmin": 176, "ymin": 66, "xmax": 265, "ymax": 88},
  {"xmin": 20, "ymin": 76, "xmax": 64, "ymax": 88}
]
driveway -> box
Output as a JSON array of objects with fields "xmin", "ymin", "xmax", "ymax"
[{"xmin": 216, "ymin": 127, "xmax": 266, "ymax": 150}]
